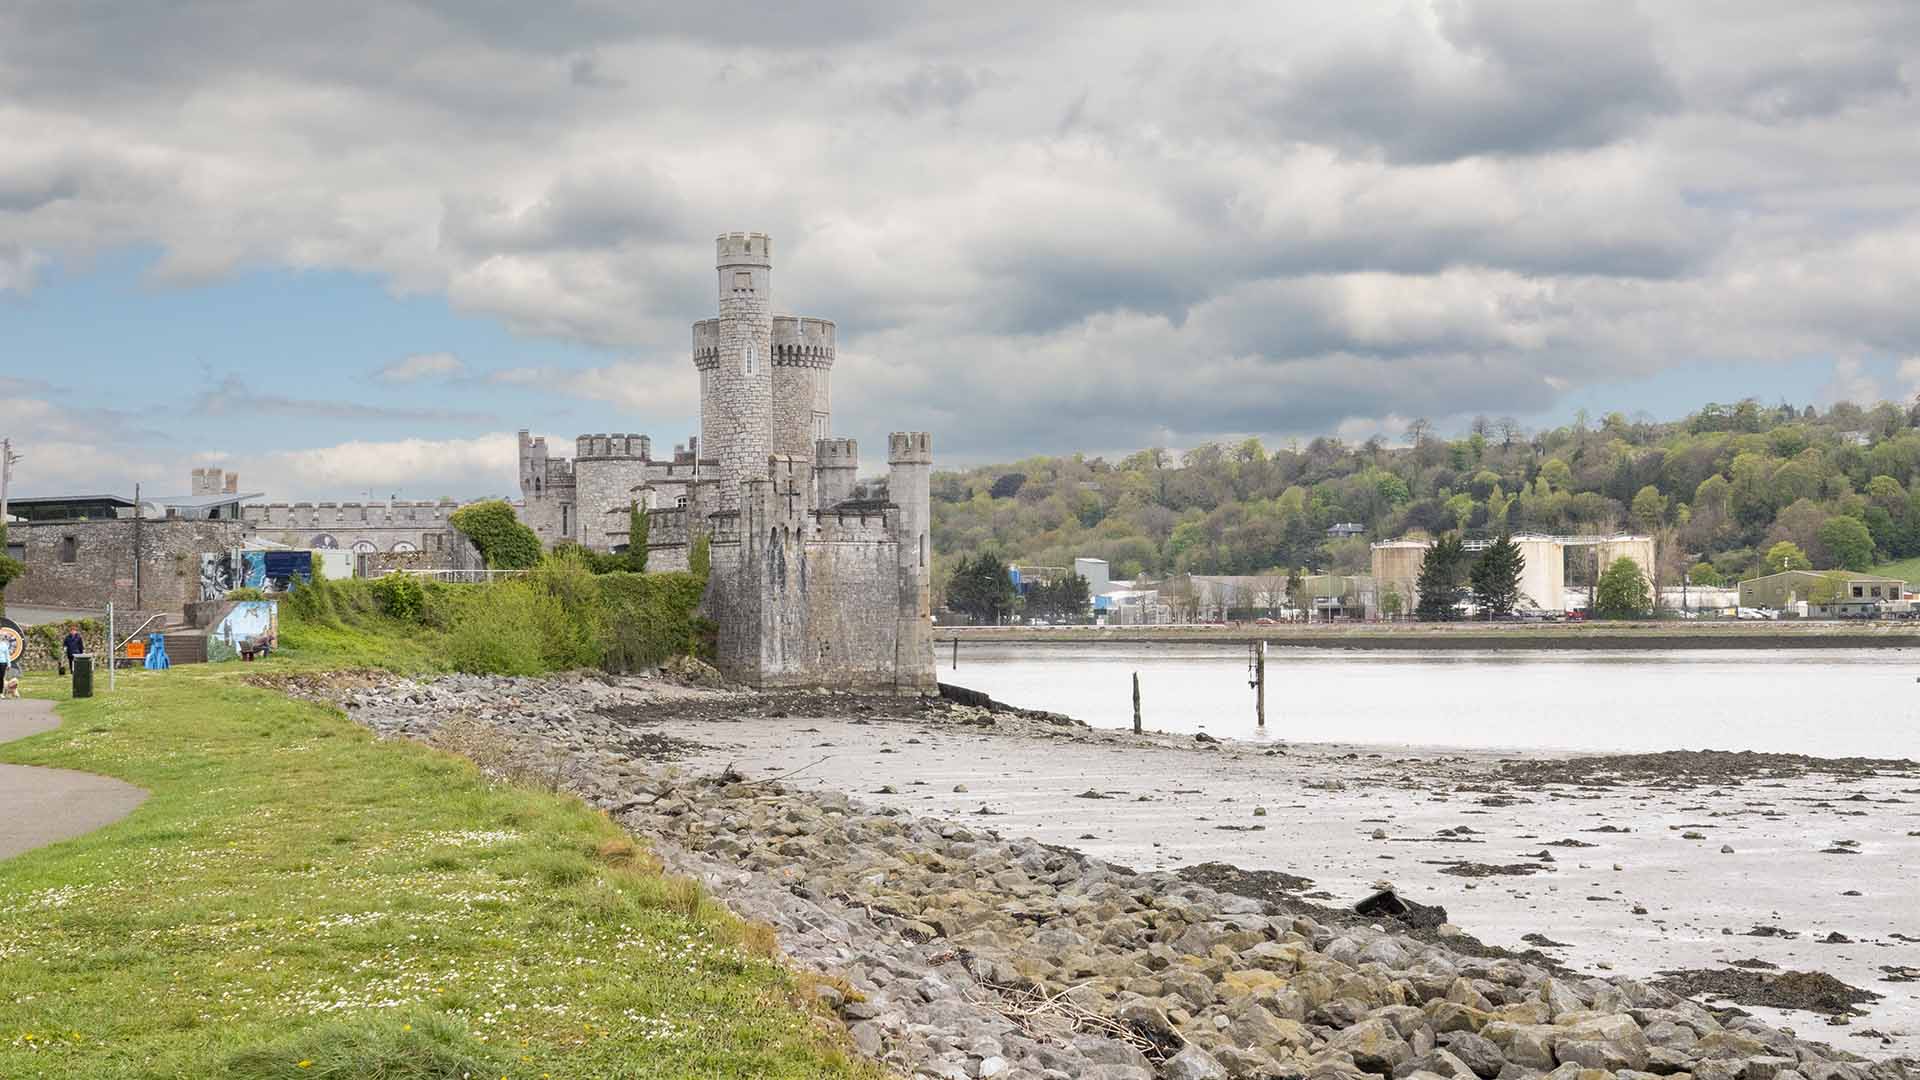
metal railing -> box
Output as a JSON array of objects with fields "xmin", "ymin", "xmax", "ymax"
[{"xmin": 393, "ymin": 569, "xmax": 531, "ymax": 584}]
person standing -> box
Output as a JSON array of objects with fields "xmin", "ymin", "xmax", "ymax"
[{"xmin": 62, "ymin": 623, "xmax": 85, "ymax": 676}]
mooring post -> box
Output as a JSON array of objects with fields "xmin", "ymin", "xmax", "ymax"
[
  {"xmin": 952, "ymin": 636, "xmax": 959, "ymax": 670},
  {"xmin": 1132, "ymin": 671, "xmax": 1142, "ymax": 733},
  {"xmin": 1256, "ymin": 640, "xmax": 1267, "ymax": 727}
]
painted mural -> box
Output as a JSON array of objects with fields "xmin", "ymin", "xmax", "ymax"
[
  {"xmin": 199, "ymin": 553, "xmax": 237, "ymax": 602},
  {"xmin": 208, "ymin": 601, "xmax": 279, "ymax": 663},
  {"xmin": 200, "ymin": 551, "xmax": 315, "ymax": 601}
]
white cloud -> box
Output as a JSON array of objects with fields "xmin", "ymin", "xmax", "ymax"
[
  {"xmin": 374, "ymin": 352, "xmax": 466, "ymax": 383},
  {"xmin": 1, "ymin": 0, "xmax": 1918, "ymax": 464},
  {"xmin": 254, "ymin": 434, "xmax": 520, "ymax": 500}
]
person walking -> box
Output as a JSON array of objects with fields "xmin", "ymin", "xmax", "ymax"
[{"xmin": 61, "ymin": 624, "xmax": 85, "ymax": 676}]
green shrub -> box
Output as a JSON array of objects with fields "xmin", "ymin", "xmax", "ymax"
[
  {"xmin": 225, "ymin": 586, "xmax": 267, "ymax": 601},
  {"xmin": 369, "ymin": 573, "xmax": 427, "ymax": 623},
  {"xmin": 0, "ymin": 523, "xmax": 23, "ymax": 613},
  {"xmin": 449, "ymin": 500, "xmax": 542, "ymax": 570},
  {"xmin": 690, "ymin": 534, "xmax": 711, "ymax": 581},
  {"xmin": 597, "ymin": 570, "xmax": 709, "ymax": 671},
  {"xmin": 444, "ymin": 580, "xmax": 552, "ymax": 676}
]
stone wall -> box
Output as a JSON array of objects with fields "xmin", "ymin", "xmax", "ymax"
[
  {"xmin": 243, "ymin": 499, "xmax": 472, "ymax": 554},
  {"xmin": 887, "ymin": 433, "xmax": 936, "ymax": 692},
  {"xmin": 573, "ymin": 456, "xmax": 652, "ymax": 550},
  {"xmin": 5, "ymin": 518, "xmax": 253, "ymax": 614}
]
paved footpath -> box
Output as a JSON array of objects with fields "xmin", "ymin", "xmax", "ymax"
[{"xmin": 0, "ymin": 698, "xmax": 148, "ymax": 861}]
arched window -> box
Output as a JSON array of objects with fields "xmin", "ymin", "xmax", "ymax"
[
  {"xmin": 742, "ymin": 342, "xmax": 757, "ymax": 376},
  {"xmin": 311, "ymin": 534, "xmax": 338, "ymax": 550},
  {"xmin": 392, "ymin": 541, "xmax": 418, "ymax": 553},
  {"xmin": 351, "ymin": 540, "xmax": 376, "ymax": 555}
]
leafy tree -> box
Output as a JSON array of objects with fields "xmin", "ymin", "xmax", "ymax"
[
  {"xmin": 1025, "ymin": 573, "xmax": 1092, "ymax": 621},
  {"xmin": 1816, "ymin": 515, "xmax": 1874, "ymax": 571},
  {"xmin": 988, "ymin": 473, "xmax": 1027, "ymax": 499},
  {"xmin": 1686, "ymin": 561, "xmax": 1724, "ymax": 587},
  {"xmin": 626, "ymin": 501, "xmax": 650, "ymax": 572},
  {"xmin": 450, "ymin": 500, "xmax": 542, "ymax": 570},
  {"xmin": 1630, "ymin": 485, "xmax": 1668, "ymax": 531},
  {"xmin": 1469, "ymin": 534, "xmax": 1525, "ymax": 617},
  {"xmin": 1285, "ymin": 567, "xmax": 1305, "ymax": 618},
  {"xmin": 0, "ymin": 523, "xmax": 23, "ymax": 614},
  {"xmin": 1764, "ymin": 540, "xmax": 1812, "ymax": 572},
  {"xmin": 1807, "ymin": 570, "xmax": 1853, "ymax": 606},
  {"xmin": 948, "ymin": 552, "xmax": 1016, "ymax": 622},
  {"xmin": 1594, "ymin": 556, "xmax": 1652, "ymax": 619},
  {"xmin": 1414, "ymin": 535, "xmax": 1468, "ymax": 621},
  {"xmin": 1380, "ymin": 584, "xmax": 1404, "ymax": 619}
]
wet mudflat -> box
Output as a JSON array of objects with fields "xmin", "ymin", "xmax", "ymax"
[{"xmin": 671, "ymin": 710, "xmax": 1920, "ymax": 1056}]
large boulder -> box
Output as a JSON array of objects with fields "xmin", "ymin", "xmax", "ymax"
[
  {"xmin": 1331, "ymin": 1017, "xmax": 1416, "ymax": 1075},
  {"xmin": 1481, "ymin": 1022, "xmax": 1558, "ymax": 1072}
]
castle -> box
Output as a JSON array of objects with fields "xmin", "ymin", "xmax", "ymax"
[{"xmin": 519, "ymin": 232, "xmax": 936, "ymax": 692}]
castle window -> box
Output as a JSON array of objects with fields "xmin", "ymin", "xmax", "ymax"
[
  {"xmin": 59, "ymin": 536, "xmax": 79, "ymax": 563},
  {"xmin": 920, "ymin": 532, "xmax": 928, "ymax": 568},
  {"xmin": 733, "ymin": 271, "xmax": 752, "ymax": 290},
  {"xmin": 742, "ymin": 342, "xmax": 757, "ymax": 376}
]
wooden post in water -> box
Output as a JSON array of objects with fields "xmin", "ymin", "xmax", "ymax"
[
  {"xmin": 1132, "ymin": 672, "xmax": 1142, "ymax": 733},
  {"xmin": 952, "ymin": 637, "xmax": 959, "ymax": 670},
  {"xmin": 1255, "ymin": 640, "xmax": 1267, "ymax": 728}
]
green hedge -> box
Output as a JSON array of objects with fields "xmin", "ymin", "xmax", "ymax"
[
  {"xmin": 280, "ymin": 552, "xmax": 710, "ymax": 677},
  {"xmin": 597, "ymin": 570, "xmax": 712, "ymax": 672},
  {"xmin": 20, "ymin": 619, "xmax": 106, "ymax": 668}
]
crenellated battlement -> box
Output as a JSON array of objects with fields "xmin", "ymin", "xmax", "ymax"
[
  {"xmin": 716, "ymin": 231, "xmax": 771, "ymax": 267},
  {"xmin": 771, "ymin": 315, "xmax": 835, "ymax": 369},
  {"xmin": 886, "ymin": 431, "xmax": 933, "ymax": 465},
  {"xmin": 815, "ymin": 438, "xmax": 858, "ymax": 469},
  {"xmin": 692, "ymin": 319, "xmax": 722, "ymax": 370},
  {"xmin": 574, "ymin": 433, "xmax": 651, "ymax": 461},
  {"xmin": 813, "ymin": 504, "xmax": 899, "ymax": 543}
]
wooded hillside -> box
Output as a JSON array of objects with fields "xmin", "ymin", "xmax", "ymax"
[{"xmin": 931, "ymin": 399, "xmax": 1920, "ymax": 594}]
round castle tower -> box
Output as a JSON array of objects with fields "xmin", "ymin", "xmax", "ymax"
[
  {"xmin": 691, "ymin": 232, "xmax": 838, "ymax": 509},
  {"xmin": 771, "ymin": 315, "xmax": 834, "ymax": 459},
  {"xmin": 694, "ymin": 231, "xmax": 774, "ymax": 511}
]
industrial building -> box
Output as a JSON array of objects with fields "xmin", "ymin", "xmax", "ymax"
[
  {"xmin": 1369, "ymin": 534, "xmax": 1657, "ymax": 618},
  {"xmin": 1737, "ymin": 570, "xmax": 1907, "ymax": 613}
]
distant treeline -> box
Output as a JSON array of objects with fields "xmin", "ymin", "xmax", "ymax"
[{"xmin": 931, "ymin": 398, "xmax": 1920, "ymax": 597}]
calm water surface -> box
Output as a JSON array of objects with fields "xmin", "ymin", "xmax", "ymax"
[{"xmin": 947, "ymin": 643, "xmax": 1920, "ymax": 757}]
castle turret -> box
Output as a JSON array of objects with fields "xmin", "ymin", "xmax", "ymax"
[
  {"xmin": 772, "ymin": 315, "xmax": 835, "ymax": 460},
  {"xmin": 814, "ymin": 437, "xmax": 859, "ymax": 508},
  {"xmin": 888, "ymin": 432, "xmax": 935, "ymax": 691},
  {"xmin": 694, "ymin": 231, "xmax": 774, "ymax": 511}
]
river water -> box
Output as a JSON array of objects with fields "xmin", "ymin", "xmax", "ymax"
[{"xmin": 947, "ymin": 643, "xmax": 1920, "ymax": 757}]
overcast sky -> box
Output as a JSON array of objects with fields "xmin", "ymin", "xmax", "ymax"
[{"xmin": 3, "ymin": 1, "xmax": 1918, "ymax": 501}]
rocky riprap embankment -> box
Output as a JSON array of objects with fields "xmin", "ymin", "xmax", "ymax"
[{"xmin": 324, "ymin": 673, "xmax": 1916, "ymax": 1080}]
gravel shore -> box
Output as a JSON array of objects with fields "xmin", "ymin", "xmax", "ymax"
[{"xmin": 292, "ymin": 671, "xmax": 1920, "ymax": 1079}]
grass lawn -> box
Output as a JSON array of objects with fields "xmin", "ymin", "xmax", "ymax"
[
  {"xmin": 0, "ymin": 665, "xmax": 877, "ymax": 1080},
  {"xmin": 1867, "ymin": 555, "xmax": 1920, "ymax": 586}
]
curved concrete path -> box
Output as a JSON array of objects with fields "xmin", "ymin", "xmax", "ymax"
[{"xmin": 0, "ymin": 698, "xmax": 148, "ymax": 860}]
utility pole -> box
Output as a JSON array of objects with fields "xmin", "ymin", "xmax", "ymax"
[
  {"xmin": 0, "ymin": 438, "xmax": 18, "ymax": 524},
  {"xmin": 133, "ymin": 482, "xmax": 142, "ymax": 611}
]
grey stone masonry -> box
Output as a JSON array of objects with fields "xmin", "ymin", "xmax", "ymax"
[
  {"xmin": 514, "ymin": 230, "xmax": 936, "ymax": 690},
  {"xmin": 699, "ymin": 231, "xmax": 775, "ymax": 512},
  {"xmin": 888, "ymin": 433, "xmax": 936, "ymax": 692},
  {"xmin": 771, "ymin": 315, "xmax": 835, "ymax": 460}
]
